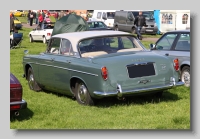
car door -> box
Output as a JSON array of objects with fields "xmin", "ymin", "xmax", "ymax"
[
  {"xmin": 126, "ymin": 11, "xmax": 134, "ymax": 32},
  {"xmin": 151, "ymin": 33, "xmax": 179, "ymax": 56},
  {"xmin": 31, "ymin": 25, "xmax": 43, "ymax": 40},
  {"xmin": 38, "ymin": 38, "xmax": 74, "ymax": 95},
  {"xmin": 170, "ymin": 32, "xmax": 190, "ymax": 66}
]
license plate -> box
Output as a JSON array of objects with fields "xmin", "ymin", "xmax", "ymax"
[
  {"xmin": 146, "ymin": 29, "xmax": 153, "ymax": 32},
  {"xmin": 127, "ymin": 63, "xmax": 155, "ymax": 78}
]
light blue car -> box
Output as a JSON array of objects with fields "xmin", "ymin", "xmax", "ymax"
[{"xmin": 150, "ymin": 30, "xmax": 190, "ymax": 87}]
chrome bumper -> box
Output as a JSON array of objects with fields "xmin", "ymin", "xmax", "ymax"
[
  {"xmin": 93, "ymin": 81, "xmax": 184, "ymax": 98},
  {"xmin": 10, "ymin": 99, "xmax": 27, "ymax": 109}
]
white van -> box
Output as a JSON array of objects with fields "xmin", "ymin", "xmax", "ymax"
[{"xmin": 89, "ymin": 10, "xmax": 117, "ymax": 29}]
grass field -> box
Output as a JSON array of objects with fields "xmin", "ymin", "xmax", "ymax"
[{"xmin": 10, "ymin": 26, "xmax": 190, "ymax": 129}]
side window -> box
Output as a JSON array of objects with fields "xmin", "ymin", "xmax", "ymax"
[
  {"xmin": 60, "ymin": 39, "xmax": 74, "ymax": 55},
  {"xmin": 127, "ymin": 12, "xmax": 133, "ymax": 20},
  {"xmin": 156, "ymin": 33, "xmax": 178, "ymax": 50},
  {"xmin": 47, "ymin": 38, "xmax": 61, "ymax": 54},
  {"xmin": 121, "ymin": 37, "xmax": 137, "ymax": 49},
  {"xmin": 88, "ymin": 22, "xmax": 94, "ymax": 28},
  {"xmin": 99, "ymin": 22, "xmax": 105, "ymax": 28},
  {"xmin": 97, "ymin": 12, "xmax": 102, "ymax": 19},
  {"xmin": 109, "ymin": 37, "xmax": 119, "ymax": 49},
  {"xmin": 175, "ymin": 33, "xmax": 190, "ymax": 51},
  {"xmin": 102, "ymin": 12, "xmax": 106, "ymax": 18}
]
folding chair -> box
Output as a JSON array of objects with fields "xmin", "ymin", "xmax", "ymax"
[{"xmin": 10, "ymin": 32, "xmax": 23, "ymax": 49}]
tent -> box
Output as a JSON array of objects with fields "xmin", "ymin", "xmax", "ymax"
[{"xmin": 51, "ymin": 14, "xmax": 89, "ymax": 36}]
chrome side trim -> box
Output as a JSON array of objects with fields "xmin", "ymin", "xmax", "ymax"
[
  {"xmin": 36, "ymin": 63, "xmax": 98, "ymax": 76},
  {"xmin": 93, "ymin": 81, "xmax": 184, "ymax": 98}
]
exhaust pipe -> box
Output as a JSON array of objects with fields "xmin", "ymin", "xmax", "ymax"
[{"xmin": 14, "ymin": 111, "xmax": 19, "ymax": 116}]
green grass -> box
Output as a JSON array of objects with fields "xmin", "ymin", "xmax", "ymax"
[{"xmin": 10, "ymin": 27, "xmax": 190, "ymax": 129}]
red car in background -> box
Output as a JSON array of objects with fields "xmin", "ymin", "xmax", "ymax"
[{"xmin": 10, "ymin": 73, "xmax": 27, "ymax": 116}]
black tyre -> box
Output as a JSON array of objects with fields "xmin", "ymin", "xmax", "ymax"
[
  {"xmin": 27, "ymin": 67, "xmax": 41, "ymax": 91},
  {"xmin": 181, "ymin": 66, "xmax": 190, "ymax": 87},
  {"xmin": 75, "ymin": 80, "xmax": 94, "ymax": 106}
]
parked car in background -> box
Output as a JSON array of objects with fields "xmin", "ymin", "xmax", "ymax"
[
  {"xmin": 13, "ymin": 10, "xmax": 25, "ymax": 17},
  {"xmin": 89, "ymin": 10, "xmax": 116, "ymax": 29},
  {"xmin": 10, "ymin": 73, "xmax": 27, "ymax": 116},
  {"xmin": 22, "ymin": 31, "xmax": 184, "ymax": 106},
  {"xmin": 29, "ymin": 22, "xmax": 55, "ymax": 43},
  {"xmin": 150, "ymin": 30, "xmax": 190, "ymax": 87},
  {"xmin": 87, "ymin": 21, "xmax": 113, "ymax": 31},
  {"xmin": 13, "ymin": 17, "xmax": 22, "ymax": 30},
  {"xmin": 114, "ymin": 10, "xmax": 158, "ymax": 35}
]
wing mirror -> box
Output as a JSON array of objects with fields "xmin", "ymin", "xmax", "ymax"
[{"xmin": 149, "ymin": 43, "xmax": 156, "ymax": 50}]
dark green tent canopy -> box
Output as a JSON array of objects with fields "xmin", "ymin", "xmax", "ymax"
[{"xmin": 51, "ymin": 14, "xmax": 89, "ymax": 36}]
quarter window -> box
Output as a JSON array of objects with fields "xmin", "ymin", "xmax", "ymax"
[
  {"xmin": 175, "ymin": 33, "xmax": 190, "ymax": 51},
  {"xmin": 60, "ymin": 39, "xmax": 74, "ymax": 55},
  {"xmin": 97, "ymin": 12, "xmax": 102, "ymax": 19},
  {"xmin": 156, "ymin": 34, "xmax": 178, "ymax": 50},
  {"xmin": 47, "ymin": 38, "xmax": 61, "ymax": 54}
]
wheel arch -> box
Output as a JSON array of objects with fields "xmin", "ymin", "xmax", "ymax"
[
  {"xmin": 70, "ymin": 76, "xmax": 88, "ymax": 95},
  {"xmin": 24, "ymin": 64, "xmax": 33, "ymax": 80},
  {"xmin": 180, "ymin": 64, "xmax": 190, "ymax": 71}
]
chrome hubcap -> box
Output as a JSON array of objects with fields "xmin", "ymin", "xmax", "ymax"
[
  {"xmin": 182, "ymin": 70, "xmax": 190, "ymax": 87},
  {"xmin": 78, "ymin": 84, "xmax": 87, "ymax": 103},
  {"xmin": 29, "ymin": 74, "xmax": 34, "ymax": 89}
]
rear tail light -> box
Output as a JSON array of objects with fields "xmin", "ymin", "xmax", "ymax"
[
  {"xmin": 173, "ymin": 58, "xmax": 179, "ymax": 71},
  {"xmin": 47, "ymin": 33, "xmax": 51, "ymax": 36},
  {"xmin": 10, "ymin": 84, "xmax": 22, "ymax": 102},
  {"xmin": 10, "ymin": 105, "xmax": 21, "ymax": 110},
  {"xmin": 101, "ymin": 66, "xmax": 108, "ymax": 80}
]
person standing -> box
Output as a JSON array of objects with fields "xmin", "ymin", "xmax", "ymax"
[
  {"xmin": 134, "ymin": 11, "xmax": 146, "ymax": 40},
  {"xmin": 35, "ymin": 10, "xmax": 39, "ymax": 24},
  {"xmin": 29, "ymin": 10, "xmax": 34, "ymax": 26},
  {"xmin": 59, "ymin": 10, "xmax": 64, "ymax": 19},
  {"xmin": 54, "ymin": 11, "xmax": 59, "ymax": 21},
  {"xmin": 27, "ymin": 10, "xmax": 31, "ymax": 24},
  {"xmin": 38, "ymin": 13, "xmax": 44, "ymax": 29}
]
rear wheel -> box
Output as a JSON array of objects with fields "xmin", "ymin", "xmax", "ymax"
[
  {"xmin": 75, "ymin": 80, "xmax": 94, "ymax": 106},
  {"xmin": 27, "ymin": 67, "xmax": 41, "ymax": 91},
  {"xmin": 181, "ymin": 66, "xmax": 190, "ymax": 87}
]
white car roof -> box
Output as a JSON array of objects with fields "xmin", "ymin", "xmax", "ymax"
[{"xmin": 51, "ymin": 31, "xmax": 131, "ymax": 52}]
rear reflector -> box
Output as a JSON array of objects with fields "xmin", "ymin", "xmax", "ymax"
[
  {"xmin": 173, "ymin": 58, "xmax": 179, "ymax": 71},
  {"xmin": 10, "ymin": 105, "xmax": 21, "ymax": 110},
  {"xmin": 101, "ymin": 66, "xmax": 108, "ymax": 80}
]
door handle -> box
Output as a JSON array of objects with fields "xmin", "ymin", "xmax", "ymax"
[
  {"xmin": 165, "ymin": 53, "xmax": 169, "ymax": 56},
  {"xmin": 51, "ymin": 58, "xmax": 55, "ymax": 61}
]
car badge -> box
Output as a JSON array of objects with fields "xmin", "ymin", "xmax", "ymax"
[
  {"xmin": 138, "ymin": 79, "xmax": 151, "ymax": 84},
  {"xmin": 160, "ymin": 64, "xmax": 166, "ymax": 70}
]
